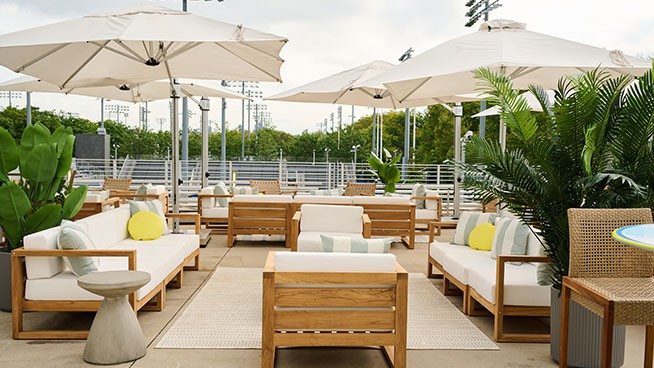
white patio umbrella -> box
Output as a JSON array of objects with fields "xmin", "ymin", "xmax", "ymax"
[
  {"xmin": 0, "ymin": 75, "xmax": 249, "ymax": 103},
  {"xmin": 0, "ymin": 5, "xmax": 287, "ymax": 215},
  {"xmin": 471, "ymin": 90, "xmax": 555, "ymax": 117},
  {"xmin": 266, "ymin": 60, "xmax": 439, "ymax": 109},
  {"xmin": 361, "ymin": 19, "xmax": 650, "ymax": 217}
]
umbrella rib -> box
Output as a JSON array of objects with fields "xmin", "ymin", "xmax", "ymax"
[
  {"xmin": 112, "ymin": 40, "xmax": 148, "ymax": 63},
  {"xmin": 162, "ymin": 42, "xmax": 202, "ymax": 61},
  {"xmin": 141, "ymin": 41, "xmax": 153, "ymax": 60},
  {"xmin": 215, "ymin": 42, "xmax": 281, "ymax": 82},
  {"xmin": 331, "ymin": 88, "xmax": 350, "ymax": 104},
  {"xmin": 398, "ymin": 77, "xmax": 431, "ymax": 103},
  {"xmin": 15, "ymin": 43, "xmax": 70, "ymax": 73},
  {"xmin": 61, "ymin": 40, "xmax": 111, "ymax": 88}
]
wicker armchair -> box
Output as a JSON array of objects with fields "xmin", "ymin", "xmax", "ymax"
[
  {"xmin": 249, "ymin": 180, "xmax": 296, "ymax": 195},
  {"xmin": 343, "ymin": 182, "xmax": 376, "ymax": 196},
  {"xmin": 102, "ymin": 177, "xmax": 133, "ymax": 196},
  {"xmin": 561, "ymin": 208, "xmax": 654, "ymax": 368}
]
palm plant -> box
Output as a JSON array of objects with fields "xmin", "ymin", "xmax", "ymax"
[
  {"xmin": 462, "ymin": 66, "xmax": 654, "ymax": 291},
  {"xmin": 368, "ymin": 149, "xmax": 402, "ymax": 193}
]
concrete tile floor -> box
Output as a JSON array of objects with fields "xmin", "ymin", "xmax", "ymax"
[{"xmin": 0, "ymin": 230, "xmax": 647, "ymax": 367}]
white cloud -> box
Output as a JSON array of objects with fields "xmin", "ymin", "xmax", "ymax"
[{"xmin": 0, "ymin": 0, "xmax": 652, "ymax": 134}]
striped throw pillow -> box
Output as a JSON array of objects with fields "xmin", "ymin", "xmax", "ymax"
[
  {"xmin": 491, "ymin": 218, "xmax": 529, "ymax": 264},
  {"xmin": 320, "ymin": 235, "xmax": 391, "ymax": 253},
  {"xmin": 57, "ymin": 221, "xmax": 98, "ymax": 277},
  {"xmin": 128, "ymin": 200, "xmax": 170, "ymax": 235},
  {"xmin": 453, "ymin": 212, "xmax": 497, "ymax": 245},
  {"xmin": 232, "ymin": 186, "xmax": 258, "ymax": 195},
  {"xmin": 213, "ymin": 181, "xmax": 230, "ymax": 207},
  {"xmin": 309, "ymin": 189, "xmax": 342, "ymax": 196}
]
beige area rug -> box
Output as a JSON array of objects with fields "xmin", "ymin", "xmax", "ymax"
[{"xmin": 156, "ymin": 267, "xmax": 498, "ymax": 350}]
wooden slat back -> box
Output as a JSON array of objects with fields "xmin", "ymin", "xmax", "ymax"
[
  {"xmin": 275, "ymin": 287, "xmax": 396, "ymax": 307},
  {"xmin": 274, "ymin": 271, "xmax": 397, "ymax": 285},
  {"xmin": 274, "ymin": 310, "xmax": 395, "ymax": 330}
]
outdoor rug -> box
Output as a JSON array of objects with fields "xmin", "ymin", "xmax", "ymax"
[{"xmin": 156, "ymin": 267, "xmax": 498, "ymax": 350}]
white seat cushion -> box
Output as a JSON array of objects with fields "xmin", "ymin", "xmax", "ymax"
[
  {"xmin": 231, "ymin": 194, "xmax": 293, "ymax": 203},
  {"xmin": 112, "ymin": 233, "xmax": 199, "ymax": 268},
  {"xmin": 25, "ymin": 258, "xmax": 170, "ymax": 301},
  {"xmin": 84, "ymin": 190, "xmax": 109, "ymax": 203},
  {"xmin": 352, "ymin": 196, "xmax": 411, "ymax": 205},
  {"xmin": 275, "ymin": 252, "xmax": 396, "ymax": 272},
  {"xmin": 429, "ymin": 241, "xmax": 474, "ymax": 264},
  {"xmin": 467, "ymin": 263, "xmax": 551, "ymax": 307},
  {"xmin": 416, "ymin": 209, "xmax": 438, "ymax": 220},
  {"xmin": 297, "ymin": 231, "xmax": 364, "ymax": 252},
  {"xmin": 440, "ymin": 250, "xmax": 491, "ymax": 285},
  {"xmin": 202, "ymin": 207, "xmax": 228, "ymax": 219}
]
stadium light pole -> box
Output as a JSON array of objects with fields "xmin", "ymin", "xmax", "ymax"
[{"xmin": 465, "ymin": 0, "xmax": 502, "ymax": 139}]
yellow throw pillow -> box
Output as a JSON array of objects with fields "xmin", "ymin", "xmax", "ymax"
[
  {"xmin": 469, "ymin": 223, "xmax": 496, "ymax": 251},
  {"xmin": 128, "ymin": 211, "xmax": 164, "ymax": 241}
]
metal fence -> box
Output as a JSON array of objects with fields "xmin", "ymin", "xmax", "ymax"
[{"xmin": 73, "ymin": 158, "xmax": 479, "ymax": 214}]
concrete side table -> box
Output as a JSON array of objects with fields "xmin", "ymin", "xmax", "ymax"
[{"xmin": 78, "ymin": 270, "xmax": 151, "ymax": 365}]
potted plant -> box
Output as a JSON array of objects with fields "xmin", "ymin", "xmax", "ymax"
[
  {"xmin": 0, "ymin": 123, "xmax": 87, "ymax": 311},
  {"xmin": 462, "ymin": 66, "xmax": 654, "ymax": 366},
  {"xmin": 368, "ymin": 149, "xmax": 402, "ymax": 194}
]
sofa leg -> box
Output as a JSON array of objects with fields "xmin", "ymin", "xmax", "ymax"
[
  {"xmin": 184, "ymin": 253, "xmax": 200, "ymax": 271},
  {"xmin": 142, "ymin": 288, "xmax": 166, "ymax": 312},
  {"xmin": 168, "ymin": 270, "xmax": 183, "ymax": 289},
  {"xmin": 493, "ymin": 310, "xmax": 504, "ymax": 341}
]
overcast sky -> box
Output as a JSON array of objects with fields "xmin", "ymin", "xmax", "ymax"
[{"xmin": 0, "ymin": 0, "xmax": 652, "ymax": 134}]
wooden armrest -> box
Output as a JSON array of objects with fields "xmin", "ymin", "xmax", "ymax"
[
  {"xmin": 102, "ymin": 197, "xmax": 121, "ymax": 205},
  {"xmin": 362, "ymin": 214, "xmax": 372, "ymax": 238},
  {"xmin": 292, "ymin": 211, "xmax": 302, "ymax": 222},
  {"xmin": 280, "ymin": 190, "xmax": 298, "ymax": 196},
  {"xmin": 395, "ymin": 262, "xmax": 409, "ymax": 275},
  {"xmin": 197, "ymin": 194, "xmax": 233, "ymax": 198},
  {"xmin": 12, "ymin": 248, "xmax": 136, "ymax": 258},
  {"xmin": 496, "ymin": 255, "xmax": 550, "ymax": 264},
  {"xmin": 264, "ymin": 251, "xmax": 276, "ymax": 273},
  {"xmin": 165, "ymin": 213, "xmax": 201, "ymax": 234}
]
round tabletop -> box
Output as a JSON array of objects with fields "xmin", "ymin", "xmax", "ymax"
[
  {"xmin": 612, "ymin": 224, "xmax": 654, "ymax": 251},
  {"xmin": 78, "ymin": 270, "xmax": 151, "ymax": 298}
]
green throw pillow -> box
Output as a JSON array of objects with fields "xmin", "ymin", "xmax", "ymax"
[{"xmin": 320, "ymin": 235, "xmax": 391, "ymax": 253}]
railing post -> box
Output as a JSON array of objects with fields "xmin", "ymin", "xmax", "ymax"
[{"xmin": 437, "ymin": 165, "xmax": 441, "ymax": 185}]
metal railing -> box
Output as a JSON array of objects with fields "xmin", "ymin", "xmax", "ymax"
[{"xmin": 72, "ymin": 158, "xmax": 479, "ymax": 214}]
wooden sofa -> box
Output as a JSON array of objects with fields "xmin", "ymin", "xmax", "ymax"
[
  {"xmin": 262, "ymin": 251, "xmax": 407, "ymax": 368},
  {"xmin": 227, "ymin": 195, "xmax": 294, "ymax": 248},
  {"xmin": 11, "ymin": 208, "xmax": 200, "ymax": 340},
  {"xmin": 74, "ymin": 190, "xmax": 121, "ymax": 220},
  {"xmin": 352, "ymin": 196, "xmax": 416, "ymax": 249},
  {"xmin": 427, "ymin": 221, "xmax": 550, "ymax": 342},
  {"xmin": 197, "ymin": 187, "xmax": 233, "ymax": 234}
]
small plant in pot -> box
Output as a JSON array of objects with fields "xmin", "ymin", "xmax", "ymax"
[
  {"xmin": 368, "ymin": 149, "xmax": 402, "ymax": 194},
  {"xmin": 0, "ymin": 123, "xmax": 87, "ymax": 311},
  {"xmin": 462, "ymin": 66, "xmax": 654, "ymax": 366}
]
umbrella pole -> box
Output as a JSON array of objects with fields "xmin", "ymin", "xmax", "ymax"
[
  {"xmin": 499, "ymin": 118, "xmax": 507, "ymax": 151},
  {"xmin": 453, "ymin": 103, "xmax": 463, "ymax": 219},
  {"xmin": 171, "ymin": 82, "xmax": 181, "ymax": 231},
  {"xmin": 201, "ymin": 97, "xmax": 210, "ymax": 188}
]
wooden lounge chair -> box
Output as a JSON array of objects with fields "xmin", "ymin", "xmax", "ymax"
[
  {"xmin": 250, "ymin": 180, "xmax": 297, "ymax": 195},
  {"xmin": 262, "ymin": 251, "xmax": 407, "ymax": 368},
  {"xmin": 343, "ymin": 182, "xmax": 377, "ymax": 196},
  {"xmin": 102, "ymin": 177, "xmax": 133, "ymax": 196}
]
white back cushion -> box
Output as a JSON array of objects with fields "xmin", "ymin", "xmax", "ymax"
[
  {"xmin": 24, "ymin": 226, "xmax": 65, "ymax": 280},
  {"xmin": 275, "ymin": 252, "xmax": 396, "ymax": 272},
  {"xmin": 146, "ymin": 185, "xmax": 167, "ymax": 194},
  {"xmin": 77, "ymin": 207, "xmax": 130, "ymax": 248},
  {"xmin": 424, "ymin": 190, "xmax": 440, "ymax": 210},
  {"xmin": 294, "ymin": 195, "xmax": 353, "ymax": 205},
  {"xmin": 300, "ymin": 204, "xmax": 363, "ymax": 233},
  {"xmin": 199, "ymin": 187, "xmax": 215, "ymax": 209},
  {"xmin": 526, "ymin": 229, "xmax": 545, "ymax": 256},
  {"xmin": 352, "ymin": 196, "xmax": 411, "ymax": 205}
]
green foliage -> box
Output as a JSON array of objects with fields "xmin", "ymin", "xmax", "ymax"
[
  {"xmin": 463, "ymin": 67, "xmax": 654, "ymax": 291},
  {"xmin": 0, "ymin": 124, "xmax": 86, "ymax": 250},
  {"xmin": 368, "ymin": 149, "xmax": 402, "ymax": 193}
]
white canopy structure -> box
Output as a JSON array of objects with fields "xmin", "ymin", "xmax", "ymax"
[
  {"xmin": 0, "ymin": 75, "xmax": 249, "ymax": 103},
  {"xmin": 0, "ymin": 5, "xmax": 288, "ymax": 217},
  {"xmin": 362, "ymin": 19, "xmax": 650, "ymax": 218}
]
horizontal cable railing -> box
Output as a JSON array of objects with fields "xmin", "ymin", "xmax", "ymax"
[{"xmin": 73, "ymin": 159, "xmax": 479, "ymax": 213}]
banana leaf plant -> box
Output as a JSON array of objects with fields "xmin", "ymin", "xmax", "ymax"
[
  {"xmin": 368, "ymin": 149, "xmax": 402, "ymax": 193},
  {"xmin": 0, "ymin": 122, "xmax": 87, "ymax": 250}
]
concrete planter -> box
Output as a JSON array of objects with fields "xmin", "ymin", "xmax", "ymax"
[
  {"xmin": 550, "ymin": 287, "xmax": 625, "ymax": 367},
  {"xmin": 0, "ymin": 251, "xmax": 11, "ymax": 312}
]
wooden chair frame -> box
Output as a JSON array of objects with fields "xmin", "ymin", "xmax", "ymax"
[
  {"xmin": 227, "ymin": 200, "xmax": 293, "ymax": 247},
  {"xmin": 289, "ymin": 210, "xmax": 372, "ymax": 251},
  {"xmin": 343, "ymin": 182, "xmax": 377, "ymax": 196},
  {"xmin": 116, "ymin": 192, "xmax": 170, "ymax": 212},
  {"xmin": 11, "ymin": 213, "xmax": 200, "ymax": 340},
  {"xmin": 262, "ymin": 252, "xmax": 408, "ymax": 368},
  {"xmin": 197, "ymin": 193, "xmax": 233, "ymax": 234},
  {"xmin": 412, "ymin": 195, "xmax": 442, "ymax": 242},
  {"xmin": 73, "ymin": 197, "xmax": 121, "ymax": 220},
  {"xmin": 357, "ymin": 203, "xmax": 416, "ymax": 249},
  {"xmin": 250, "ymin": 180, "xmax": 297, "ymax": 196}
]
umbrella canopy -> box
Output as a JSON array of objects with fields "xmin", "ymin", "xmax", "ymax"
[
  {"xmin": 471, "ymin": 90, "xmax": 555, "ymax": 117},
  {"xmin": 363, "ymin": 19, "xmax": 650, "ymax": 103},
  {"xmin": 0, "ymin": 5, "xmax": 287, "ymax": 89},
  {"xmin": 0, "ymin": 5, "xmax": 287, "ymax": 216},
  {"xmin": 266, "ymin": 60, "xmax": 439, "ymax": 108},
  {"xmin": 0, "ymin": 75, "xmax": 249, "ymax": 103}
]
